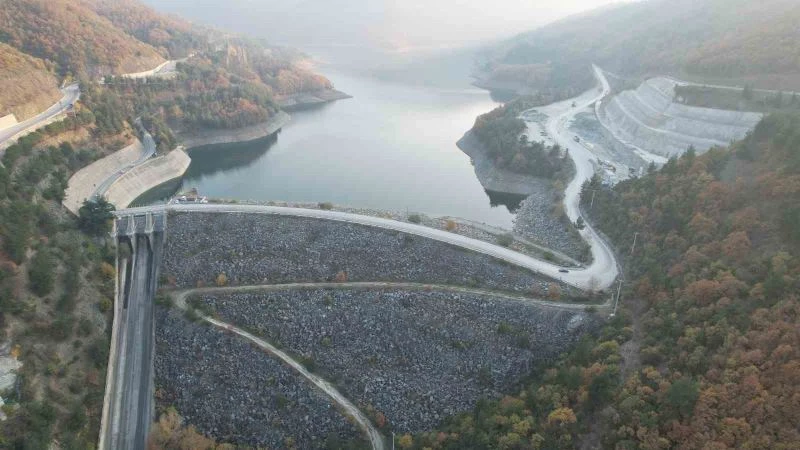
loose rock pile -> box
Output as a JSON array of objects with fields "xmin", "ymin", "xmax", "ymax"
[
  {"xmin": 513, "ymin": 194, "xmax": 589, "ymax": 262},
  {"xmin": 154, "ymin": 307, "xmax": 365, "ymax": 449},
  {"xmin": 162, "ymin": 212, "xmax": 564, "ymax": 294},
  {"xmin": 196, "ymin": 289, "xmax": 598, "ymax": 433}
]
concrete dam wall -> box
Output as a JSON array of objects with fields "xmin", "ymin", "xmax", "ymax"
[
  {"xmin": 105, "ymin": 150, "xmax": 191, "ymax": 209},
  {"xmin": 599, "ymin": 77, "xmax": 762, "ymax": 158}
]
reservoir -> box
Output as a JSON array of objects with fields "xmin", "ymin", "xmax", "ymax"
[{"xmin": 157, "ymin": 61, "xmax": 518, "ymax": 228}]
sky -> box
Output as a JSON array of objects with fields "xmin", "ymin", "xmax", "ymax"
[{"xmin": 147, "ymin": 0, "xmax": 630, "ymax": 50}]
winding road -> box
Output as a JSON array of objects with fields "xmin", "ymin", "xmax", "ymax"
[
  {"xmin": 92, "ymin": 121, "xmax": 157, "ymax": 199},
  {"xmin": 122, "ymin": 197, "xmax": 618, "ymax": 291},
  {"xmin": 118, "ymin": 66, "xmax": 620, "ymax": 292},
  {"xmin": 173, "ymin": 287, "xmax": 386, "ymax": 450},
  {"xmin": 103, "ymin": 65, "xmax": 623, "ymax": 449},
  {"xmin": 0, "ymin": 83, "xmax": 81, "ymax": 150}
]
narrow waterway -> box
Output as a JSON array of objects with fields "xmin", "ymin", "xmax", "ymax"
[{"xmin": 157, "ymin": 67, "xmax": 521, "ymax": 228}]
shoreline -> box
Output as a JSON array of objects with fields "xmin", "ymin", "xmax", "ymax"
[
  {"xmin": 456, "ymin": 130, "xmax": 552, "ymax": 196},
  {"xmin": 276, "ymin": 88, "xmax": 352, "ymax": 111},
  {"xmin": 176, "ymin": 111, "xmax": 291, "ymax": 150}
]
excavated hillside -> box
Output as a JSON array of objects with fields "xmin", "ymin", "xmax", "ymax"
[
  {"xmin": 0, "ymin": 43, "xmax": 61, "ymax": 122},
  {"xmin": 599, "ymin": 77, "xmax": 762, "ymax": 157}
]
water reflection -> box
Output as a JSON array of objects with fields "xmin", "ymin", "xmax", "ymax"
[
  {"xmin": 137, "ymin": 69, "xmax": 519, "ymax": 228},
  {"xmin": 186, "ymin": 133, "xmax": 279, "ymax": 178},
  {"xmin": 486, "ymin": 190, "xmax": 527, "ymax": 212}
]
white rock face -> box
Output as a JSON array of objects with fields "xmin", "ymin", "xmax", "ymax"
[
  {"xmin": 599, "ymin": 77, "xmax": 763, "ymax": 158},
  {"xmin": 0, "ymin": 347, "xmax": 21, "ymax": 393}
]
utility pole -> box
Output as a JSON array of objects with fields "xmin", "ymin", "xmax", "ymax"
[
  {"xmin": 392, "ymin": 431, "xmax": 395, "ymax": 450},
  {"xmin": 630, "ymin": 232, "xmax": 639, "ymax": 256},
  {"xmin": 611, "ymin": 279, "xmax": 623, "ymax": 317}
]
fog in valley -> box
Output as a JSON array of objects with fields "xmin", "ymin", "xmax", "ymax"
[{"xmin": 146, "ymin": 0, "xmax": 627, "ymax": 70}]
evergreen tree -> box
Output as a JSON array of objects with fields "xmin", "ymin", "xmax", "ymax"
[{"xmin": 78, "ymin": 197, "xmax": 116, "ymax": 236}]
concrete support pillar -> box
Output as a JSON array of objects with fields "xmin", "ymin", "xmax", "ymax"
[
  {"xmin": 145, "ymin": 212, "xmax": 154, "ymax": 235},
  {"xmin": 125, "ymin": 215, "xmax": 136, "ymax": 236}
]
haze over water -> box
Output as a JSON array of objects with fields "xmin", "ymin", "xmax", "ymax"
[{"xmin": 172, "ymin": 52, "xmax": 520, "ymax": 227}]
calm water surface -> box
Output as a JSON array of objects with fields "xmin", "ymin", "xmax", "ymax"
[{"xmin": 165, "ymin": 69, "xmax": 518, "ymax": 227}]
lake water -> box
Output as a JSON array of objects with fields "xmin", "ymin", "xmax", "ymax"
[{"xmin": 157, "ymin": 65, "xmax": 520, "ymax": 228}]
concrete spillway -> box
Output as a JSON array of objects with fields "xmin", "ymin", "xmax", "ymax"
[
  {"xmin": 599, "ymin": 77, "xmax": 762, "ymax": 158},
  {"xmin": 101, "ymin": 213, "xmax": 165, "ymax": 450}
]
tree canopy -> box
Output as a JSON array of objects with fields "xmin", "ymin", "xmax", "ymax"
[{"xmin": 78, "ymin": 197, "xmax": 116, "ymax": 236}]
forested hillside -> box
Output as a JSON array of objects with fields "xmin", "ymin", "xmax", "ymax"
[
  {"xmin": 479, "ymin": 0, "xmax": 800, "ymax": 96},
  {"xmin": 83, "ymin": 0, "xmax": 205, "ymax": 58},
  {"xmin": 471, "ymin": 98, "xmax": 572, "ymax": 180},
  {"xmin": 0, "ymin": 0, "xmax": 336, "ymax": 131},
  {"xmin": 0, "ymin": 1, "xmax": 342, "ymax": 447},
  {"xmin": 408, "ymin": 113, "xmax": 800, "ymax": 449},
  {"xmin": 0, "ymin": 0, "xmax": 166, "ymax": 77},
  {"xmin": 0, "ymin": 43, "xmax": 61, "ymax": 122}
]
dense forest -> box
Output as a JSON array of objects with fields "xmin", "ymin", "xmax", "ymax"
[
  {"xmin": 0, "ymin": 1, "xmax": 344, "ymax": 447},
  {"xmin": 472, "ymin": 98, "xmax": 572, "ymax": 180},
  {"xmin": 84, "ymin": 0, "xmax": 206, "ymax": 58},
  {"xmin": 0, "ymin": 0, "xmax": 166, "ymax": 77},
  {"xmin": 0, "ymin": 0, "xmax": 336, "ymax": 133},
  {"xmin": 0, "ymin": 119, "xmax": 120, "ymax": 448},
  {"xmin": 479, "ymin": 0, "xmax": 800, "ymax": 96},
  {"xmin": 406, "ymin": 112, "xmax": 800, "ymax": 449}
]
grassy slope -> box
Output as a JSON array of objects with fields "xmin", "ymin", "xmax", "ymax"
[{"xmin": 0, "ymin": 43, "xmax": 61, "ymax": 122}]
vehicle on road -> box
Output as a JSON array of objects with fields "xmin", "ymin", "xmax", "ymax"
[
  {"xmin": 559, "ymin": 269, "xmax": 570, "ymax": 273},
  {"xmin": 573, "ymin": 136, "xmax": 581, "ymax": 143}
]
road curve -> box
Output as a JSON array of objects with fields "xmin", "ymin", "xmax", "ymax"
[
  {"xmin": 539, "ymin": 65, "xmax": 620, "ymax": 289},
  {"xmin": 121, "ymin": 200, "xmax": 615, "ymax": 291},
  {"xmin": 92, "ymin": 123, "xmax": 157, "ymax": 199},
  {"xmin": 172, "ymin": 289, "xmax": 386, "ymax": 450},
  {"xmin": 170, "ymin": 281, "xmax": 610, "ymax": 312},
  {"xmin": 0, "ymin": 83, "xmax": 81, "ymax": 149},
  {"xmin": 115, "ymin": 69, "xmax": 619, "ymax": 292}
]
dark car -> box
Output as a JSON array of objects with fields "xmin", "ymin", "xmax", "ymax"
[{"xmin": 559, "ymin": 269, "xmax": 569, "ymax": 273}]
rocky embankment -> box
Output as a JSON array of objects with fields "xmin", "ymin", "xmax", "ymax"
[
  {"xmin": 456, "ymin": 131, "xmax": 589, "ymax": 262},
  {"xmin": 154, "ymin": 306, "xmax": 365, "ymax": 449},
  {"xmin": 161, "ymin": 212, "xmax": 574, "ymax": 296},
  {"xmin": 514, "ymin": 195, "xmax": 590, "ymax": 262},
  {"xmin": 176, "ymin": 111, "xmax": 291, "ymax": 150},
  {"xmin": 457, "ymin": 131, "xmax": 551, "ymax": 197},
  {"xmin": 195, "ymin": 289, "xmax": 597, "ymax": 433}
]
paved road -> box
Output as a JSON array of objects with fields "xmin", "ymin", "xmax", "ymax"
[
  {"xmin": 105, "ymin": 233, "xmax": 158, "ymax": 450},
  {"xmin": 534, "ymin": 65, "xmax": 620, "ymax": 290},
  {"xmin": 0, "ymin": 83, "xmax": 80, "ymax": 148},
  {"xmin": 92, "ymin": 122, "xmax": 157, "ymax": 199},
  {"xmin": 173, "ymin": 287, "xmax": 386, "ymax": 450},
  {"xmin": 121, "ymin": 196, "xmax": 618, "ymax": 291},
  {"xmin": 173, "ymin": 282, "xmax": 609, "ymax": 312}
]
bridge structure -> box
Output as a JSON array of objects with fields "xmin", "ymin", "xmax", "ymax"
[{"xmin": 99, "ymin": 211, "xmax": 165, "ymax": 450}]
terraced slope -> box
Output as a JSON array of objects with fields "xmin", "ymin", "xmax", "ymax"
[{"xmin": 599, "ymin": 77, "xmax": 762, "ymax": 157}]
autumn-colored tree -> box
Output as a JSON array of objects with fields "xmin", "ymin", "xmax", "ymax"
[
  {"xmin": 546, "ymin": 407, "xmax": 577, "ymax": 426},
  {"xmin": 215, "ymin": 272, "xmax": 228, "ymax": 287},
  {"xmin": 547, "ymin": 282, "xmax": 562, "ymax": 300},
  {"xmin": 397, "ymin": 433, "xmax": 413, "ymax": 449}
]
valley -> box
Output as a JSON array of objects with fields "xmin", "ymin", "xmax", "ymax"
[{"xmin": 0, "ymin": 1, "xmax": 798, "ymax": 449}]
